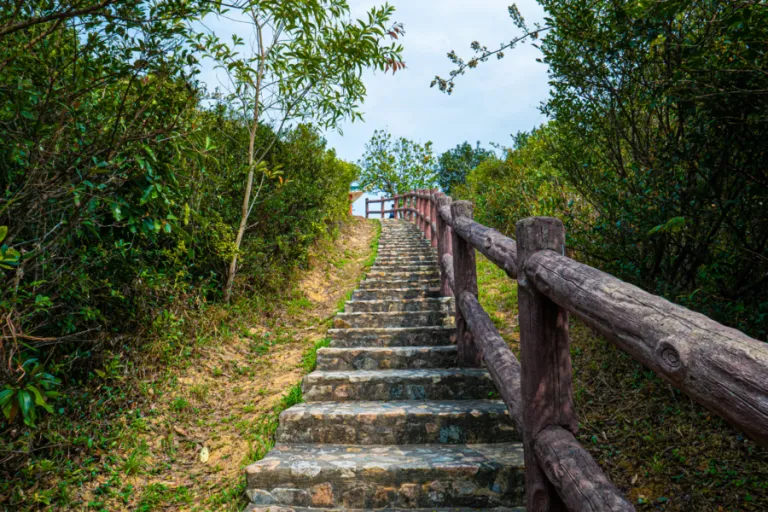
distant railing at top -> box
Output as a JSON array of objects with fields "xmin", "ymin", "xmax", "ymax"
[{"xmin": 367, "ymin": 189, "xmax": 768, "ymax": 512}]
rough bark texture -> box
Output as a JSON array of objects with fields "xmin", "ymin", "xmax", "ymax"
[
  {"xmin": 436, "ymin": 194, "xmax": 454, "ymax": 297},
  {"xmin": 517, "ymin": 217, "xmax": 572, "ymax": 512},
  {"xmin": 451, "ymin": 215, "xmax": 518, "ymax": 278},
  {"xmin": 451, "ymin": 201, "xmax": 481, "ymax": 368},
  {"xmin": 525, "ymin": 249, "xmax": 768, "ymax": 446},
  {"xmin": 438, "ymin": 204, "xmax": 452, "ymax": 227},
  {"xmin": 430, "ymin": 189, "xmax": 438, "ymax": 247},
  {"xmin": 440, "ymin": 254, "xmax": 455, "ymax": 294},
  {"xmin": 533, "ymin": 426, "xmax": 635, "ymax": 512},
  {"xmin": 459, "ymin": 291, "xmax": 523, "ymax": 433}
]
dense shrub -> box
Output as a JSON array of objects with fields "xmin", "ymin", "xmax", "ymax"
[
  {"xmin": 453, "ymin": 1, "xmax": 768, "ymax": 340},
  {"xmin": 0, "ymin": 3, "xmax": 357, "ymax": 431}
]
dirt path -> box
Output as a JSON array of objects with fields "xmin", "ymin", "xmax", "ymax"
[{"xmin": 79, "ymin": 218, "xmax": 376, "ymax": 511}]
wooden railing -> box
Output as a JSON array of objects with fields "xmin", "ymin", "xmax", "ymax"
[{"xmin": 367, "ymin": 189, "xmax": 768, "ymax": 512}]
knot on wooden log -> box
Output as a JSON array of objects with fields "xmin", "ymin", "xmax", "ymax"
[{"xmin": 656, "ymin": 338, "xmax": 687, "ymax": 377}]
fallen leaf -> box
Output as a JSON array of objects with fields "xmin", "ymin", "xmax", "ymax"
[{"xmin": 199, "ymin": 446, "xmax": 209, "ymax": 463}]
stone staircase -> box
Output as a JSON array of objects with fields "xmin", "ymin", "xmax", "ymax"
[{"xmin": 245, "ymin": 219, "xmax": 525, "ymax": 511}]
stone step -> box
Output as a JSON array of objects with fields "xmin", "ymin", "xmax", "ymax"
[
  {"xmin": 369, "ymin": 264, "xmax": 437, "ymax": 273},
  {"xmin": 302, "ymin": 369, "xmax": 496, "ymax": 401},
  {"xmin": 316, "ymin": 346, "xmax": 458, "ymax": 370},
  {"xmin": 366, "ymin": 270, "xmax": 440, "ymax": 280},
  {"xmin": 334, "ymin": 311, "xmax": 453, "ymax": 329},
  {"xmin": 378, "ymin": 247, "xmax": 435, "ymax": 254},
  {"xmin": 245, "ymin": 443, "xmax": 525, "ymax": 509},
  {"xmin": 276, "ymin": 400, "xmax": 519, "ymax": 445},
  {"xmin": 247, "ymin": 506, "xmax": 523, "ymax": 512},
  {"xmin": 329, "ymin": 326, "xmax": 454, "ymax": 347},
  {"xmin": 379, "ymin": 238, "xmax": 432, "ymax": 249},
  {"xmin": 345, "ymin": 298, "xmax": 453, "ymax": 313},
  {"xmin": 351, "ymin": 287, "xmax": 442, "ymax": 301},
  {"xmin": 376, "ymin": 254, "xmax": 438, "ymax": 261},
  {"xmin": 359, "ymin": 279, "xmax": 440, "ymax": 290}
]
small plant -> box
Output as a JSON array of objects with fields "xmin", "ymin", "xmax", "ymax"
[
  {"xmin": 170, "ymin": 397, "xmax": 190, "ymax": 412},
  {"xmin": 0, "ymin": 226, "xmax": 20, "ymax": 270},
  {"xmin": 1, "ymin": 358, "xmax": 61, "ymax": 427},
  {"xmin": 301, "ymin": 338, "xmax": 331, "ymax": 372}
]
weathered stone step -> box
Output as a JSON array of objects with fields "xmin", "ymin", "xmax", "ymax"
[
  {"xmin": 245, "ymin": 443, "xmax": 525, "ymax": 509},
  {"xmin": 376, "ymin": 254, "xmax": 438, "ymax": 261},
  {"xmin": 276, "ymin": 400, "xmax": 519, "ymax": 445},
  {"xmin": 316, "ymin": 345, "xmax": 457, "ymax": 370},
  {"xmin": 359, "ymin": 279, "xmax": 440, "ymax": 290},
  {"xmin": 302, "ymin": 368, "xmax": 496, "ymax": 401},
  {"xmin": 367, "ymin": 270, "xmax": 439, "ymax": 280},
  {"xmin": 377, "ymin": 242, "xmax": 432, "ymax": 248},
  {"xmin": 378, "ymin": 247, "xmax": 435, "ymax": 254},
  {"xmin": 369, "ymin": 264, "xmax": 437, "ymax": 273},
  {"xmin": 351, "ymin": 287, "xmax": 442, "ymax": 301},
  {"xmin": 345, "ymin": 297, "xmax": 453, "ymax": 313},
  {"xmin": 329, "ymin": 326, "xmax": 454, "ymax": 347},
  {"xmin": 334, "ymin": 311, "xmax": 453, "ymax": 329},
  {"xmin": 247, "ymin": 506, "xmax": 523, "ymax": 512}
]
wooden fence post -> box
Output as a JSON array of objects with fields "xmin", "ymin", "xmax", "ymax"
[
  {"xmin": 516, "ymin": 217, "xmax": 574, "ymax": 512},
  {"xmin": 430, "ymin": 189, "xmax": 438, "ymax": 248},
  {"xmin": 417, "ymin": 190, "xmax": 424, "ymax": 234},
  {"xmin": 451, "ymin": 201, "xmax": 481, "ymax": 367},
  {"xmin": 365, "ymin": 197, "xmax": 369, "ymax": 219},
  {"xmin": 436, "ymin": 194, "xmax": 454, "ymax": 297},
  {"xmin": 380, "ymin": 197, "xmax": 385, "ymax": 219},
  {"xmin": 407, "ymin": 194, "xmax": 412, "ymax": 222}
]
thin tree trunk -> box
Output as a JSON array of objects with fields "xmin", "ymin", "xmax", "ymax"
[{"xmin": 224, "ymin": 20, "xmax": 266, "ymax": 302}]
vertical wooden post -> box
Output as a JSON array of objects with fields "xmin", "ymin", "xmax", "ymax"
[
  {"xmin": 406, "ymin": 194, "xmax": 412, "ymax": 222},
  {"xmin": 417, "ymin": 190, "xmax": 424, "ymax": 234},
  {"xmin": 436, "ymin": 194, "xmax": 454, "ymax": 298},
  {"xmin": 516, "ymin": 217, "xmax": 574, "ymax": 512},
  {"xmin": 365, "ymin": 197, "xmax": 369, "ymax": 219},
  {"xmin": 451, "ymin": 201, "xmax": 481, "ymax": 367},
  {"xmin": 380, "ymin": 197, "xmax": 385, "ymax": 219},
  {"xmin": 430, "ymin": 189, "xmax": 438, "ymax": 248},
  {"xmin": 424, "ymin": 191, "xmax": 430, "ymax": 240}
]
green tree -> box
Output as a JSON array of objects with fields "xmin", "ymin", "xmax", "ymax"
[
  {"xmin": 436, "ymin": 141, "xmax": 494, "ymax": 194},
  {"xmin": 199, "ymin": 0, "xmax": 405, "ymax": 301},
  {"xmin": 436, "ymin": 0, "xmax": 768, "ymax": 338},
  {"xmin": 357, "ymin": 129, "xmax": 437, "ymax": 201}
]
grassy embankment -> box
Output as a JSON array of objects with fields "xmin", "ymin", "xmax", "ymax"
[
  {"xmin": 477, "ymin": 255, "xmax": 768, "ymax": 511},
  {"xmin": 4, "ymin": 218, "xmax": 380, "ymax": 511}
]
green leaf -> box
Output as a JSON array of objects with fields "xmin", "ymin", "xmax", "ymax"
[
  {"xmin": 0, "ymin": 388, "xmax": 14, "ymax": 407},
  {"xmin": 26, "ymin": 385, "xmax": 53, "ymax": 413},
  {"xmin": 18, "ymin": 390, "xmax": 34, "ymax": 426},
  {"xmin": 0, "ymin": 226, "xmax": 7, "ymax": 243}
]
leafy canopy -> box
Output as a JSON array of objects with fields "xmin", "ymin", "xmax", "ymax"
[
  {"xmin": 436, "ymin": 141, "xmax": 494, "ymax": 194},
  {"xmin": 357, "ymin": 129, "xmax": 437, "ymax": 198}
]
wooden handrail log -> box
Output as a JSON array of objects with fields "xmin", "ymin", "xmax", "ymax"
[
  {"xmin": 452, "ymin": 215, "xmax": 518, "ymax": 278},
  {"xmin": 533, "ymin": 426, "xmax": 635, "ymax": 511},
  {"xmin": 438, "ymin": 204, "xmax": 452, "ymax": 226},
  {"xmin": 525, "ymin": 249, "xmax": 768, "ymax": 446},
  {"xmin": 458, "ymin": 291, "xmax": 524, "ymax": 432},
  {"xmin": 440, "ymin": 254, "xmax": 455, "ymax": 292}
]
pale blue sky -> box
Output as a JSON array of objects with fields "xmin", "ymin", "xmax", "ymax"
[
  {"xmin": 330, "ymin": 0, "xmax": 550, "ymax": 215},
  {"xmin": 198, "ymin": 1, "xmax": 550, "ymax": 215}
]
